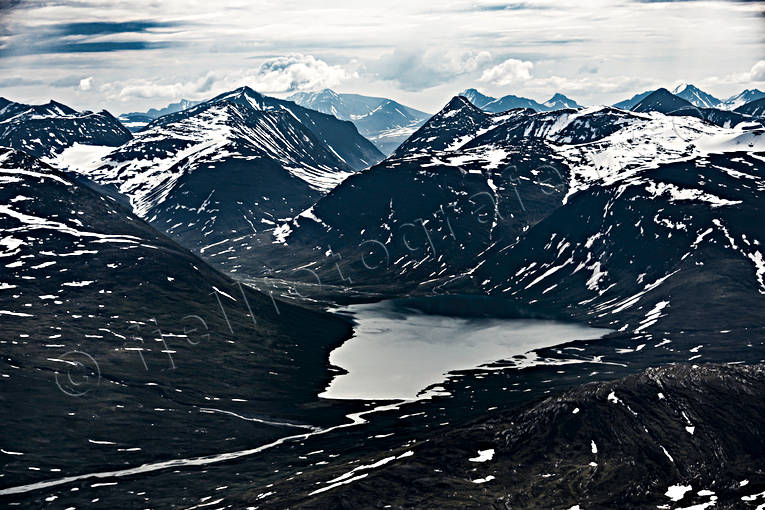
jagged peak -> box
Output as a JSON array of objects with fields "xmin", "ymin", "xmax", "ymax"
[
  {"xmin": 435, "ymin": 95, "xmax": 487, "ymax": 119},
  {"xmin": 448, "ymin": 95, "xmax": 481, "ymax": 110},
  {"xmin": 459, "ymin": 88, "xmax": 496, "ymax": 106},
  {"xmin": 216, "ymin": 85, "xmax": 261, "ymax": 101}
]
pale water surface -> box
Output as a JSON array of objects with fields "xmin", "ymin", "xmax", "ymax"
[{"xmin": 321, "ymin": 299, "xmax": 613, "ymax": 401}]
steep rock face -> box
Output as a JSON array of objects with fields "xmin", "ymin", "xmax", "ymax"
[
  {"xmin": 0, "ymin": 147, "xmax": 352, "ymax": 494},
  {"xmin": 673, "ymin": 84, "xmax": 723, "ymax": 109},
  {"xmin": 0, "ymin": 97, "xmax": 131, "ymax": 159},
  {"xmin": 235, "ymin": 363, "xmax": 765, "ymax": 510}
]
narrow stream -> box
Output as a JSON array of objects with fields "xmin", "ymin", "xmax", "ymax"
[{"xmin": 0, "ymin": 297, "xmax": 612, "ymax": 498}]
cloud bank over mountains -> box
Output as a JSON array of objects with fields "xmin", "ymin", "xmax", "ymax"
[{"xmin": 0, "ymin": 0, "xmax": 763, "ymax": 112}]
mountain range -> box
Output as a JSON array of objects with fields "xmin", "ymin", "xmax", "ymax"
[
  {"xmin": 118, "ymin": 98, "xmax": 201, "ymax": 131},
  {"xmin": 2, "ymin": 80, "xmax": 765, "ymax": 508},
  {"xmin": 58, "ymin": 86, "xmax": 383, "ymax": 269},
  {"xmin": 255, "ymin": 92, "xmax": 765, "ymax": 338},
  {"xmin": 0, "ymin": 97, "xmax": 131, "ymax": 159},
  {"xmin": 615, "ymin": 84, "xmax": 765, "ymax": 111},
  {"xmin": 460, "ymin": 88, "xmax": 581, "ymax": 112},
  {"xmin": 462, "ymin": 85, "xmax": 765, "ymax": 113},
  {"xmin": 288, "ymin": 89, "xmax": 431, "ymax": 154},
  {"xmin": 631, "ymin": 88, "xmax": 758, "ymax": 129}
]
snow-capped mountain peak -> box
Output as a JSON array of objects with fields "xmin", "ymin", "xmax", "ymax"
[
  {"xmin": 288, "ymin": 88, "xmax": 430, "ymax": 154},
  {"xmin": 543, "ymin": 93, "xmax": 581, "ymax": 110},
  {"xmin": 71, "ymin": 93, "xmax": 357, "ymax": 217},
  {"xmin": 0, "ymin": 97, "xmax": 131, "ymax": 159},
  {"xmin": 671, "ymin": 83, "xmax": 722, "ymax": 109},
  {"xmin": 723, "ymin": 89, "xmax": 765, "ymax": 110},
  {"xmin": 54, "ymin": 86, "xmax": 382, "ymax": 272},
  {"xmin": 459, "ymin": 88, "xmax": 496, "ymax": 109}
]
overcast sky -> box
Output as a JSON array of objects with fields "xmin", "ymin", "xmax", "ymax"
[{"xmin": 0, "ymin": 0, "xmax": 763, "ymax": 114}]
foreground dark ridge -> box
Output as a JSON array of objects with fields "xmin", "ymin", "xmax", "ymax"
[
  {"xmin": 0, "ymin": 147, "xmax": 355, "ymax": 497},
  {"xmin": 234, "ymin": 363, "xmax": 765, "ymax": 509}
]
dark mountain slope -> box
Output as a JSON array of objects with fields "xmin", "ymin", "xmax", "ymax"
[
  {"xmin": 0, "ymin": 148, "xmax": 353, "ymax": 496},
  {"xmin": 736, "ymin": 97, "xmax": 765, "ymax": 118},
  {"xmin": 250, "ymin": 97, "xmax": 602, "ymax": 292},
  {"xmin": 632, "ymin": 88, "xmax": 695, "ymax": 113},
  {"xmin": 240, "ymin": 363, "xmax": 765, "ymax": 509},
  {"xmin": 250, "ymin": 96, "xmax": 764, "ymax": 342},
  {"xmin": 391, "ymin": 96, "xmax": 495, "ymax": 156},
  {"xmin": 468, "ymin": 151, "xmax": 765, "ymax": 335}
]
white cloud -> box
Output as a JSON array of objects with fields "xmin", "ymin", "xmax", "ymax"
[
  {"xmin": 373, "ymin": 48, "xmax": 494, "ymax": 91},
  {"xmin": 749, "ymin": 60, "xmax": 765, "ymax": 82},
  {"xmin": 695, "ymin": 60, "xmax": 765, "ymax": 96},
  {"xmin": 244, "ymin": 54, "xmax": 351, "ymax": 93},
  {"xmin": 4, "ymin": 0, "xmax": 762, "ymax": 112},
  {"xmin": 78, "ymin": 77, "xmax": 93, "ymax": 91},
  {"xmin": 100, "ymin": 55, "xmax": 352, "ymax": 102},
  {"xmin": 101, "ymin": 72, "xmax": 217, "ymax": 101},
  {"xmin": 444, "ymin": 50, "xmax": 493, "ymax": 74},
  {"xmin": 479, "ymin": 58, "xmax": 533, "ymax": 86},
  {"xmin": 529, "ymin": 74, "xmax": 654, "ymax": 95}
]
